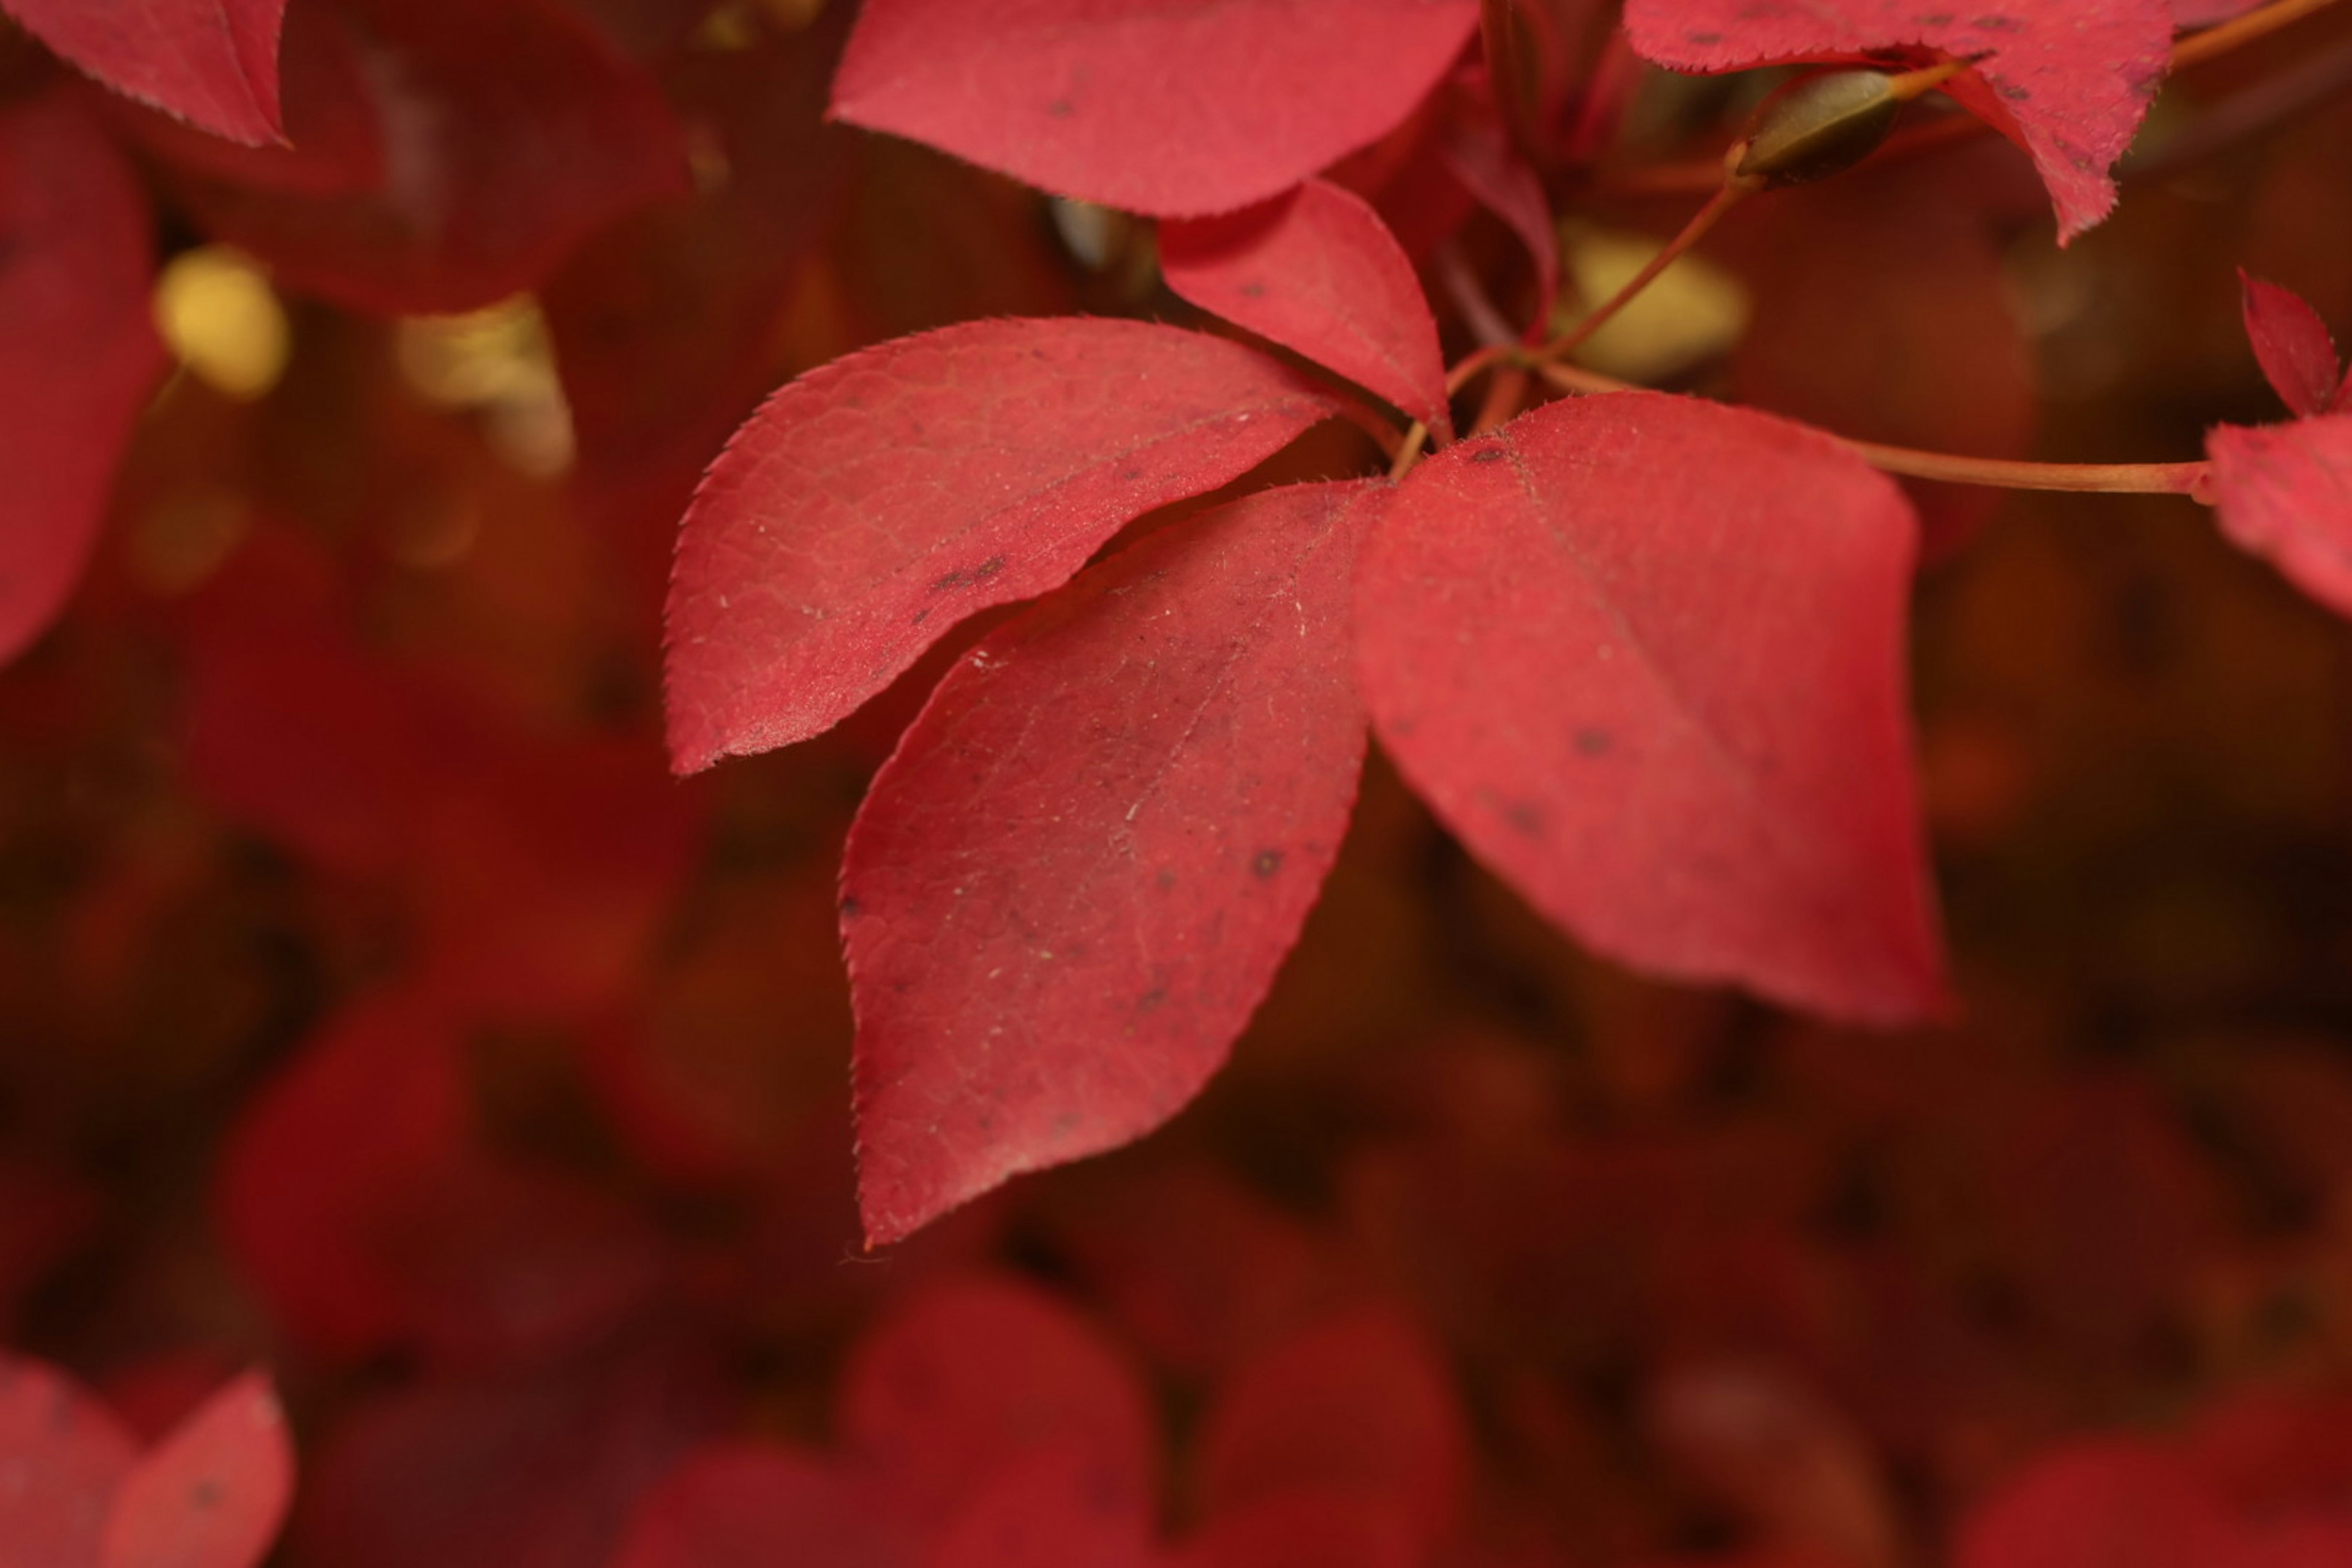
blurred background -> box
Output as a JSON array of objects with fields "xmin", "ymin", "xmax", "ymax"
[{"xmin": 4, "ymin": 0, "xmax": 2352, "ymax": 1561}]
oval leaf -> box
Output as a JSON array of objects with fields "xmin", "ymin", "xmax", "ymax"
[
  {"xmin": 666, "ymin": 318, "xmax": 1344, "ymax": 774},
  {"xmin": 1621, "ymin": 0, "xmax": 2173, "ymax": 243},
  {"xmin": 1356, "ymin": 392, "xmax": 1948, "ymax": 1024},
  {"xmin": 98, "ymin": 1373, "xmax": 294, "ymax": 1568},
  {"xmin": 829, "ymin": 0, "xmax": 1482, "ymax": 216},
  {"xmin": 842, "ymin": 481, "xmax": 1375, "ymax": 1243},
  {"xmin": 2206, "ymin": 413, "xmax": 2352, "ymax": 617},
  {"xmin": 0, "ymin": 92, "xmax": 164, "ymax": 665},
  {"xmin": 5, "ymin": 0, "xmax": 286, "ymax": 145},
  {"xmin": 0, "ymin": 1355, "xmax": 138, "ymax": 1567},
  {"xmin": 1163, "ymin": 179, "xmax": 1450, "ymax": 434},
  {"xmin": 2239, "ymin": 271, "xmax": 2343, "ymax": 420}
]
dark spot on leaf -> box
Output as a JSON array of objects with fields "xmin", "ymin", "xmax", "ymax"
[
  {"xmin": 841, "ymin": 895, "xmax": 864, "ymax": 919},
  {"xmin": 1468, "ymin": 447, "xmax": 1507, "ymax": 464},
  {"xmin": 1137, "ymin": 987, "xmax": 1166, "ymax": 1012},
  {"xmin": 1502, "ymin": 801, "xmax": 1544, "ymax": 837},
  {"xmin": 910, "ymin": 608, "xmax": 930, "ymax": 626},
  {"xmin": 1574, "ymin": 727, "xmax": 1613, "ymax": 758},
  {"xmin": 1050, "ymin": 1110, "xmax": 1084, "ymax": 1139},
  {"xmin": 1686, "ymin": 28, "xmax": 1722, "ymax": 43},
  {"xmin": 192, "ymin": 1479, "xmax": 225, "ymax": 1509},
  {"xmin": 1997, "ymin": 81, "xmax": 2030, "ymax": 100},
  {"xmin": 1046, "ymin": 98, "xmax": 1074, "ymax": 117},
  {"xmin": 1918, "ymin": 11, "xmax": 1954, "ymax": 23},
  {"xmin": 1251, "ymin": 849, "xmax": 1284, "ymax": 879},
  {"xmin": 1240, "ymin": 281, "xmax": 1268, "ymax": 298},
  {"xmin": 1971, "ymin": 12, "xmax": 2021, "ymax": 28},
  {"xmin": 930, "ymin": 556, "xmax": 1009, "ymax": 592},
  {"xmin": 1155, "ymin": 868, "xmax": 1177, "ymax": 891},
  {"xmin": 1120, "ymin": 467, "xmax": 1145, "ymax": 481}
]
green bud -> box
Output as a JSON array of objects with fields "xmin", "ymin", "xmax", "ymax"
[{"xmin": 1732, "ymin": 69, "xmax": 1905, "ymax": 189}]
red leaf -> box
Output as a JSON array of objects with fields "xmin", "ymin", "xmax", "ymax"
[
  {"xmin": 842, "ymin": 481, "xmax": 1375, "ymax": 1243},
  {"xmin": 150, "ymin": 0, "xmax": 687, "ymax": 314},
  {"xmin": 837, "ymin": 1276, "xmax": 1156, "ymax": 1526},
  {"xmin": 1197, "ymin": 1308, "xmax": 1467, "ymax": 1556},
  {"xmin": 2239, "ymin": 271, "xmax": 2343, "ymax": 419},
  {"xmin": 829, "ymin": 0, "xmax": 1482, "ymax": 216},
  {"xmin": 0, "ymin": 1355, "xmax": 138, "ymax": 1568},
  {"xmin": 1952, "ymin": 1441, "xmax": 2237, "ymax": 1568},
  {"xmin": 97, "ymin": 1373, "xmax": 293, "ymax": 1568},
  {"xmin": 292, "ymin": 1344, "xmax": 722, "ymax": 1568},
  {"xmin": 217, "ymin": 990, "xmax": 669, "ymax": 1365},
  {"xmin": 4, "ymin": 0, "xmax": 286, "ymax": 145},
  {"xmin": 665, "ymin": 318, "xmax": 1344, "ymax": 774},
  {"xmin": 611, "ymin": 1443, "xmax": 918, "ymax": 1568},
  {"xmin": 2206, "ymin": 415, "xmax": 2352, "ymax": 617},
  {"xmin": 1355, "ymin": 393, "xmax": 1948, "ymax": 1024},
  {"xmin": 928, "ymin": 1444, "xmax": 1156, "ymax": 1568},
  {"xmin": 0, "ymin": 92, "xmax": 164, "ymax": 665},
  {"xmin": 1620, "ymin": 0, "xmax": 2173, "ymax": 242},
  {"xmin": 1438, "ymin": 114, "xmax": 1560, "ymax": 328},
  {"xmin": 1171, "ymin": 1492, "xmax": 1422, "ymax": 1568},
  {"xmin": 1163, "ymin": 179, "xmax": 1450, "ymax": 434}
]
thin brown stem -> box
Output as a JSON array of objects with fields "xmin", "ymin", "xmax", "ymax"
[
  {"xmin": 1528, "ymin": 360, "xmax": 2213, "ymax": 497},
  {"xmin": 1592, "ymin": 0, "xmax": 2347, "ymax": 198},
  {"xmin": 2173, "ymin": 0, "xmax": 2340, "ymax": 67},
  {"xmin": 1537, "ymin": 177, "xmax": 1749, "ymax": 364}
]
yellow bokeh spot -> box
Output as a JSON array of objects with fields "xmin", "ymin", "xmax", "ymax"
[
  {"xmin": 153, "ymin": 247, "xmax": 291, "ymax": 402},
  {"xmin": 396, "ymin": 297, "xmax": 578, "ymax": 478},
  {"xmin": 1556, "ymin": 225, "xmax": 1751, "ymax": 383}
]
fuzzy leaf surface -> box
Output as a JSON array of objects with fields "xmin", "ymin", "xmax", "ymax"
[
  {"xmin": 0, "ymin": 1356, "xmax": 138, "ymax": 1568},
  {"xmin": 829, "ymin": 0, "xmax": 1482, "ymax": 216},
  {"xmin": 843, "ymin": 481, "xmax": 1374, "ymax": 1243},
  {"xmin": 1355, "ymin": 392, "xmax": 1947, "ymax": 1024},
  {"xmin": 1163, "ymin": 179, "xmax": 1450, "ymax": 433},
  {"xmin": 3, "ymin": 0, "xmax": 286, "ymax": 144},
  {"xmin": 2206, "ymin": 415, "xmax": 2352, "ymax": 617},
  {"xmin": 2240, "ymin": 271, "xmax": 2344, "ymax": 418},
  {"xmin": 1621, "ymin": 0, "xmax": 2172, "ymax": 241},
  {"xmin": 666, "ymin": 318, "xmax": 1343, "ymax": 773},
  {"xmin": 0, "ymin": 93, "xmax": 164, "ymax": 665},
  {"xmin": 98, "ymin": 1373, "xmax": 293, "ymax": 1568}
]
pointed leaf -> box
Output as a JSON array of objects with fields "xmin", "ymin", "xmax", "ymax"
[
  {"xmin": 665, "ymin": 318, "xmax": 1344, "ymax": 773},
  {"xmin": 1621, "ymin": 0, "xmax": 2173, "ymax": 242},
  {"xmin": 1163, "ymin": 179, "xmax": 1450, "ymax": 434},
  {"xmin": 0, "ymin": 92, "xmax": 165, "ymax": 665},
  {"xmin": 2239, "ymin": 271, "xmax": 2342, "ymax": 419},
  {"xmin": 843, "ymin": 481, "xmax": 1375, "ymax": 1242},
  {"xmin": 839, "ymin": 1277, "xmax": 1156, "ymax": 1525},
  {"xmin": 0, "ymin": 1355, "xmax": 138, "ymax": 1568},
  {"xmin": 149, "ymin": 0, "xmax": 687, "ymax": 314},
  {"xmin": 830, "ymin": 0, "xmax": 1482, "ymax": 216},
  {"xmin": 1355, "ymin": 392, "xmax": 1948, "ymax": 1024},
  {"xmin": 98, "ymin": 1373, "xmax": 293, "ymax": 1568},
  {"xmin": 4, "ymin": 0, "xmax": 286, "ymax": 145},
  {"xmin": 2206, "ymin": 414, "xmax": 2352, "ymax": 617}
]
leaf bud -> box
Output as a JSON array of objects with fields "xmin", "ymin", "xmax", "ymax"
[{"xmin": 1731, "ymin": 69, "xmax": 1905, "ymax": 189}]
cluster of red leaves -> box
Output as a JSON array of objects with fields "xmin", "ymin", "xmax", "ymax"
[
  {"xmin": 659, "ymin": 0, "xmax": 2352, "ymax": 1246},
  {"xmin": 6, "ymin": 0, "xmax": 2352, "ymax": 1564}
]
